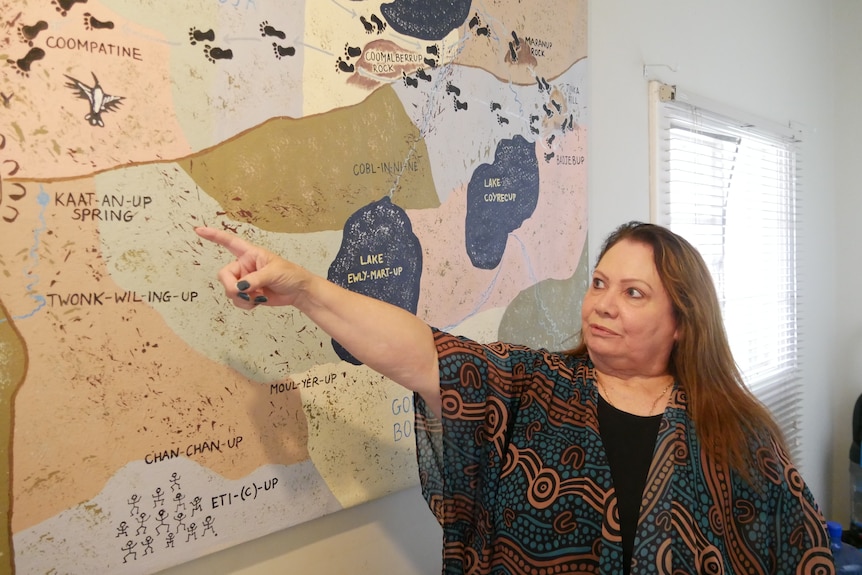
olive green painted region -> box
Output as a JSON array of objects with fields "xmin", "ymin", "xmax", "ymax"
[
  {"xmin": 498, "ymin": 240, "xmax": 590, "ymax": 352},
  {"xmin": 0, "ymin": 300, "xmax": 27, "ymax": 575},
  {"xmin": 178, "ymin": 86, "xmax": 440, "ymax": 233}
]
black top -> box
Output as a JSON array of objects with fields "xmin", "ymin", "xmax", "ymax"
[{"xmin": 597, "ymin": 394, "xmax": 662, "ymax": 575}]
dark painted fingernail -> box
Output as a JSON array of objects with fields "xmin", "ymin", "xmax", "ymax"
[
  {"xmin": 237, "ymin": 280, "xmax": 250, "ymax": 291},
  {"xmin": 254, "ymin": 295, "xmax": 268, "ymax": 304},
  {"xmin": 237, "ymin": 292, "xmax": 250, "ymax": 301}
]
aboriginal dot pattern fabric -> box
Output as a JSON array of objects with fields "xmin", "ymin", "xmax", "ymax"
[{"xmin": 414, "ymin": 330, "xmax": 834, "ymax": 574}]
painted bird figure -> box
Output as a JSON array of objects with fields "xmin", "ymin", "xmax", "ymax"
[{"xmin": 64, "ymin": 72, "xmax": 123, "ymax": 127}]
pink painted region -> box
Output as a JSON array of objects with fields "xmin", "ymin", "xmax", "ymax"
[
  {"xmin": 409, "ymin": 128, "xmax": 588, "ymax": 330},
  {"xmin": 4, "ymin": 4, "xmax": 193, "ymax": 180}
]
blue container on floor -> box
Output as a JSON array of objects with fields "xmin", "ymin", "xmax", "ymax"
[{"xmin": 828, "ymin": 521, "xmax": 862, "ymax": 572}]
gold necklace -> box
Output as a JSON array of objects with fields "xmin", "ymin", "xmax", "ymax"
[{"xmin": 597, "ymin": 375, "xmax": 673, "ymax": 416}]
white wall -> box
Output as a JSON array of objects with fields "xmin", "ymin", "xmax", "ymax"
[
  {"xmin": 161, "ymin": 1, "xmax": 849, "ymax": 573},
  {"xmin": 832, "ymin": 0, "xmax": 862, "ymax": 527}
]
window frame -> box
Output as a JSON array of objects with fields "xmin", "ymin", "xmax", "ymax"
[{"xmin": 648, "ymin": 81, "xmax": 804, "ymax": 463}]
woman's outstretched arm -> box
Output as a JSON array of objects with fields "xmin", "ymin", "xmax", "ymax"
[{"xmin": 196, "ymin": 226, "xmax": 441, "ymax": 416}]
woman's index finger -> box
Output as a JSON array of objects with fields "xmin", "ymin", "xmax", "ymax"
[{"xmin": 195, "ymin": 227, "xmax": 253, "ymax": 258}]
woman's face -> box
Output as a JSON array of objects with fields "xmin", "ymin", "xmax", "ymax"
[{"xmin": 581, "ymin": 239, "xmax": 678, "ymax": 377}]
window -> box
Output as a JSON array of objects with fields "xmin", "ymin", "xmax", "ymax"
[{"xmin": 648, "ymin": 81, "xmax": 803, "ymax": 463}]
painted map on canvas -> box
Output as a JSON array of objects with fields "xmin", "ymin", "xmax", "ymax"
[{"xmin": 0, "ymin": 0, "xmax": 588, "ymax": 572}]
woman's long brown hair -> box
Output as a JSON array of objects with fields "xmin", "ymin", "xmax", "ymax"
[{"xmin": 568, "ymin": 221, "xmax": 788, "ymax": 477}]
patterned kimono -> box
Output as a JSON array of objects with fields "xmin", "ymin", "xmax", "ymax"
[{"xmin": 414, "ymin": 330, "xmax": 834, "ymax": 574}]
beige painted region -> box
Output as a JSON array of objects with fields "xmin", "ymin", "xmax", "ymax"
[
  {"xmin": 176, "ymin": 85, "xmax": 440, "ymax": 234},
  {"xmin": 3, "ymin": 1, "xmax": 193, "ymax": 180},
  {"xmin": 0, "ymin": 301, "xmax": 27, "ymax": 575},
  {"xmin": 301, "ymin": 366, "xmax": 419, "ymax": 507},
  {"xmin": 408, "ymin": 126, "xmax": 589, "ymax": 330},
  {"xmin": 300, "ymin": 2, "xmax": 405, "ymax": 115},
  {"xmin": 103, "ymin": 0, "xmax": 309, "ymax": 149},
  {"xmin": 2, "ymin": 179, "xmax": 310, "ymax": 533},
  {"xmin": 454, "ymin": 0, "xmax": 587, "ymax": 85},
  {"xmin": 94, "ymin": 162, "xmax": 348, "ymax": 379}
]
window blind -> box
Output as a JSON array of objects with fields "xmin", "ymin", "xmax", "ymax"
[{"xmin": 648, "ymin": 81, "xmax": 804, "ymax": 464}]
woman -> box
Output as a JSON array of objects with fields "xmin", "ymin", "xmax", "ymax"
[{"xmin": 195, "ymin": 221, "xmax": 833, "ymax": 574}]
